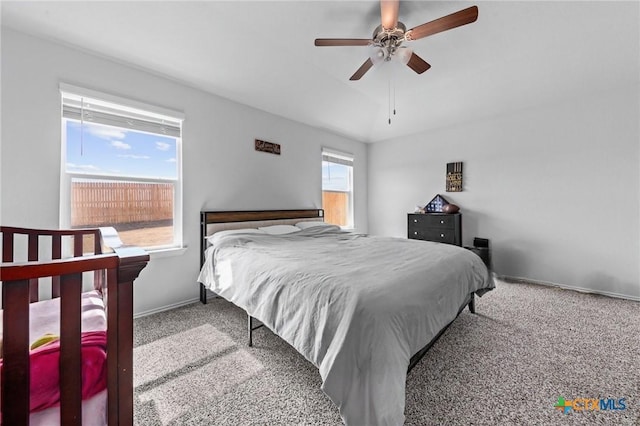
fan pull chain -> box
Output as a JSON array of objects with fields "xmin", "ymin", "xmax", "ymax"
[
  {"xmin": 393, "ymin": 78, "xmax": 396, "ymax": 116},
  {"xmin": 387, "ymin": 66, "xmax": 397, "ymax": 125},
  {"xmin": 392, "ymin": 63, "xmax": 397, "ymax": 117},
  {"xmin": 388, "ymin": 77, "xmax": 391, "ymax": 125}
]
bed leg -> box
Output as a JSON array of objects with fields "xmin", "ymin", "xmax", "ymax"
[
  {"xmin": 247, "ymin": 315, "xmax": 264, "ymax": 346},
  {"xmin": 200, "ymin": 283, "xmax": 207, "ymax": 304},
  {"xmin": 468, "ymin": 293, "xmax": 476, "ymax": 314}
]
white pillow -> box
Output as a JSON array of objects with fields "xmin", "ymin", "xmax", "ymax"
[
  {"xmin": 206, "ymin": 228, "xmax": 264, "ymax": 243},
  {"xmin": 295, "ymin": 221, "xmax": 333, "ymax": 230},
  {"xmin": 257, "ymin": 225, "xmax": 300, "ymax": 235}
]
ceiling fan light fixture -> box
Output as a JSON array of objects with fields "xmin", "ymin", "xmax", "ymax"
[
  {"xmin": 369, "ymin": 46, "xmax": 388, "ymax": 65},
  {"xmin": 395, "ymin": 47, "xmax": 413, "ymax": 65}
]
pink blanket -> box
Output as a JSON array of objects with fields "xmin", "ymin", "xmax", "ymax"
[{"xmin": 0, "ymin": 330, "xmax": 107, "ymax": 413}]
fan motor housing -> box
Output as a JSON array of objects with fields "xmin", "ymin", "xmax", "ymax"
[{"xmin": 372, "ymin": 22, "xmax": 406, "ymax": 46}]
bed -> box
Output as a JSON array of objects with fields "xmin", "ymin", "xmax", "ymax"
[
  {"xmin": 1, "ymin": 226, "xmax": 149, "ymax": 426},
  {"xmin": 197, "ymin": 209, "xmax": 494, "ymax": 426}
]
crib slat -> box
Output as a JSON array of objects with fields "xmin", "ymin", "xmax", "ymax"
[
  {"xmin": 2, "ymin": 230, "xmax": 13, "ymax": 262},
  {"xmin": 52, "ymin": 234, "xmax": 62, "ymax": 298},
  {"xmin": 1, "ymin": 279, "xmax": 31, "ymax": 425},
  {"xmin": 93, "ymin": 230, "xmax": 104, "ymax": 291},
  {"xmin": 29, "ymin": 279, "xmax": 40, "ymax": 302},
  {"xmin": 94, "ymin": 230, "xmax": 101, "ymax": 254},
  {"xmin": 28, "ymin": 233, "xmax": 39, "ymax": 302},
  {"xmin": 28, "ymin": 233, "xmax": 38, "ymax": 260},
  {"xmin": 59, "ymin": 272, "xmax": 83, "ymax": 426},
  {"xmin": 1, "ymin": 231, "xmax": 13, "ymax": 310},
  {"xmin": 74, "ymin": 234, "xmax": 83, "ymax": 257}
]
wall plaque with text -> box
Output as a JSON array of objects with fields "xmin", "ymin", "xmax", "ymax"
[{"xmin": 255, "ymin": 139, "xmax": 281, "ymax": 155}]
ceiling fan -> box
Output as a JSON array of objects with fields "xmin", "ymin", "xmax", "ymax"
[{"xmin": 315, "ymin": 1, "xmax": 478, "ymax": 80}]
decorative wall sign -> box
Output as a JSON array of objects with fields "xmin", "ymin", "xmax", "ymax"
[
  {"xmin": 255, "ymin": 139, "xmax": 281, "ymax": 155},
  {"xmin": 446, "ymin": 162, "xmax": 463, "ymax": 192},
  {"xmin": 425, "ymin": 194, "xmax": 449, "ymax": 213}
]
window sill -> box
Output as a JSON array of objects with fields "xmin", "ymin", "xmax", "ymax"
[{"xmin": 147, "ymin": 246, "xmax": 188, "ymax": 258}]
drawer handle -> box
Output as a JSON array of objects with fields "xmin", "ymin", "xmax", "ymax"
[
  {"xmin": 414, "ymin": 231, "xmax": 418, "ymax": 235},
  {"xmin": 440, "ymin": 233, "xmax": 445, "ymax": 238},
  {"xmin": 413, "ymin": 219, "xmax": 418, "ymax": 223},
  {"xmin": 440, "ymin": 220, "xmax": 445, "ymax": 224}
]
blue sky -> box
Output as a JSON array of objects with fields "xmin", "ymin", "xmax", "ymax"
[{"xmin": 65, "ymin": 120, "xmax": 177, "ymax": 179}]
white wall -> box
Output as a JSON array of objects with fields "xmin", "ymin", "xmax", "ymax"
[
  {"xmin": 368, "ymin": 86, "xmax": 640, "ymax": 300},
  {"xmin": 0, "ymin": 29, "xmax": 368, "ymax": 314}
]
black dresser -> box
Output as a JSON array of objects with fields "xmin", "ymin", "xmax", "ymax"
[{"xmin": 407, "ymin": 213, "xmax": 462, "ymax": 246}]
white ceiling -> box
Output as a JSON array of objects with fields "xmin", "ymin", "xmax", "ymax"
[{"xmin": 2, "ymin": 1, "xmax": 638, "ymax": 143}]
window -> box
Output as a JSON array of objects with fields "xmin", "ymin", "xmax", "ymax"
[
  {"xmin": 322, "ymin": 149, "xmax": 354, "ymax": 228},
  {"xmin": 60, "ymin": 84, "xmax": 183, "ymax": 250}
]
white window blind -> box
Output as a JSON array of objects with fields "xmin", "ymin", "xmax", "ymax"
[
  {"xmin": 322, "ymin": 149, "xmax": 354, "ymax": 166},
  {"xmin": 61, "ymin": 90, "xmax": 182, "ymax": 138}
]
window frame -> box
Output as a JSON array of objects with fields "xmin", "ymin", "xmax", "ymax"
[
  {"xmin": 321, "ymin": 148, "xmax": 354, "ymax": 229},
  {"xmin": 59, "ymin": 83, "xmax": 184, "ymax": 252}
]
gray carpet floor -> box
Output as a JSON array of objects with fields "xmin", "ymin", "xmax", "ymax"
[{"xmin": 133, "ymin": 279, "xmax": 640, "ymax": 425}]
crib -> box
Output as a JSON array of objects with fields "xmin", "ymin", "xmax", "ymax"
[{"xmin": 1, "ymin": 226, "xmax": 149, "ymax": 425}]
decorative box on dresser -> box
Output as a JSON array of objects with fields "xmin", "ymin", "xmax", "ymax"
[{"xmin": 407, "ymin": 213, "xmax": 462, "ymax": 246}]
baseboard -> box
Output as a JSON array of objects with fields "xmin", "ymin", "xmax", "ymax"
[
  {"xmin": 134, "ymin": 297, "xmax": 200, "ymax": 319},
  {"xmin": 134, "ymin": 277, "xmax": 638, "ymax": 318},
  {"xmin": 498, "ymin": 275, "xmax": 640, "ymax": 302}
]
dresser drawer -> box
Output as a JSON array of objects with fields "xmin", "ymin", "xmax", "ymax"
[
  {"xmin": 409, "ymin": 214, "xmax": 456, "ymax": 229},
  {"xmin": 409, "ymin": 228, "xmax": 457, "ymax": 244},
  {"xmin": 425, "ymin": 228, "xmax": 456, "ymax": 244}
]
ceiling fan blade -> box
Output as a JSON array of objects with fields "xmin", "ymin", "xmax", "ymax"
[
  {"xmin": 406, "ymin": 6, "xmax": 478, "ymax": 41},
  {"xmin": 349, "ymin": 58, "xmax": 374, "ymax": 81},
  {"xmin": 406, "ymin": 52, "xmax": 431, "ymax": 74},
  {"xmin": 315, "ymin": 38, "xmax": 372, "ymax": 47},
  {"xmin": 380, "ymin": 0, "xmax": 400, "ymax": 30}
]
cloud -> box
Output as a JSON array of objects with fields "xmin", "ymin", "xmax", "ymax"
[
  {"xmin": 86, "ymin": 123, "xmax": 127, "ymax": 140},
  {"xmin": 118, "ymin": 154, "xmax": 150, "ymax": 159},
  {"xmin": 156, "ymin": 141, "xmax": 171, "ymax": 151},
  {"xmin": 166, "ymin": 158, "xmax": 177, "ymax": 163},
  {"xmin": 110, "ymin": 140, "xmax": 131, "ymax": 150},
  {"xmin": 67, "ymin": 162, "xmax": 100, "ymax": 171}
]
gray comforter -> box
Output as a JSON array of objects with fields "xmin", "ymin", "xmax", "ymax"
[{"xmin": 198, "ymin": 227, "xmax": 494, "ymax": 425}]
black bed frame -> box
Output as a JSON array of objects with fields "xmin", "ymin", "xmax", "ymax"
[{"xmin": 198, "ymin": 209, "xmax": 476, "ymax": 373}]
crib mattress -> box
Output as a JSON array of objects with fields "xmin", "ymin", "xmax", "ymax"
[{"xmin": 0, "ymin": 290, "xmax": 107, "ymax": 355}]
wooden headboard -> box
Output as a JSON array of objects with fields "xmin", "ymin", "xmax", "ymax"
[{"xmin": 199, "ymin": 209, "xmax": 324, "ymax": 266}]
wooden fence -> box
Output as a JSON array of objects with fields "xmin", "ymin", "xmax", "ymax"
[
  {"xmin": 71, "ymin": 181, "xmax": 173, "ymax": 227},
  {"xmin": 322, "ymin": 191, "xmax": 349, "ymax": 226},
  {"xmin": 72, "ymin": 183, "xmax": 343, "ymax": 228}
]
